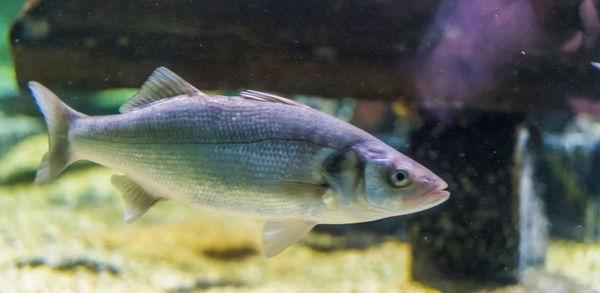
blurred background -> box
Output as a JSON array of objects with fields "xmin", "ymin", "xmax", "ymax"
[{"xmin": 1, "ymin": 0, "xmax": 600, "ymax": 292}]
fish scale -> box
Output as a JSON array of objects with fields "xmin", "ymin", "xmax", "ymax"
[{"xmin": 72, "ymin": 123, "xmax": 339, "ymax": 220}]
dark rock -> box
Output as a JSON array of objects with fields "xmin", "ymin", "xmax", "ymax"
[{"xmin": 408, "ymin": 111, "xmax": 525, "ymax": 286}]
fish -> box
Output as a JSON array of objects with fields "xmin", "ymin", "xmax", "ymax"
[{"xmin": 28, "ymin": 67, "xmax": 450, "ymax": 257}]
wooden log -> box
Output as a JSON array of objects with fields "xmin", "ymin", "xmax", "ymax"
[
  {"xmin": 9, "ymin": 0, "xmax": 600, "ymax": 111},
  {"xmin": 9, "ymin": 0, "xmax": 436, "ymax": 104}
]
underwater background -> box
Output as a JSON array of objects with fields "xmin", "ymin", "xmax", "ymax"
[{"xmin": 1, "ymin": 0, "xmax": 600, "ymax": 292}]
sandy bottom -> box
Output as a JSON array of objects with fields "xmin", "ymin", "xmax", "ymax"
[{"xmin": 0, "ymin": 136, "xmax": 597, "ymax": 293}]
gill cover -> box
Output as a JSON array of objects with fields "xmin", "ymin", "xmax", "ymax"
[{"xmin": 322, "ymin": 145, "xmax": 365, "ymax": 203}]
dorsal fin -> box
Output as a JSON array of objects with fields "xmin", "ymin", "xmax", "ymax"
[
  {"xmin": 119, "ymin": 67, "xmax": 205, "ymax": 113},
  {"xmin": 240, "ymin": 90, "xmax": 309, "ymax": 108}
]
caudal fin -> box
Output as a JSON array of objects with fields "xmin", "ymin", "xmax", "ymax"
[{"xmin": 28, "ymin": 82, "xmax": 84, "ymax": 185}]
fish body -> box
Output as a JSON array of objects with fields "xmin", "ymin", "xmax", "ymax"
[
  {"xmin": 73, "ymin": 93, "xmax": 369, "ymax": 223},
  {"xmin": 29, "ymin": 67, "xmax": 449, "ymax": 257}
]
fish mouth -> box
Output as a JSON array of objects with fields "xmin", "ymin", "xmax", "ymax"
[
  {"xmin": 428, "ymin": 189, "xmax": 450, "ymax": 203},
  {"xmin": 434, "ymin": 181, "xmax": 449, "ymax": 200},
  {"xmin": 416, "ymin": 189, "xmax": 450, "ymax": 208},
  {"xmin": 396, "ymin": 183, "xmax": 450, "ymax": 214},
  {"xmin": 419, "ymin": 181, "xmax": 450, "ymax": 207}
]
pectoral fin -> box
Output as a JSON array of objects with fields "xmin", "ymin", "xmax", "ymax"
[
  {"xmin": 262, "ymin": 219, "xmax": 316, "ymax": 257},
  {"xmin": 111, "ymin": 175, "xmax": 161, "ymax": 223}
]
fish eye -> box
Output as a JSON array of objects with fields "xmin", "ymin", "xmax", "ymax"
[{"xmin": 389, "ymin": 169, "xmax": 411, "ymax": 188}]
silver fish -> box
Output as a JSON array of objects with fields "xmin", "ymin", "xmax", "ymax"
[{"xmin": 29, "ymin": 67, "xmax": 449, "ymax": 257}]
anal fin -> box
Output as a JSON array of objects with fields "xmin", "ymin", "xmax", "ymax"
[
  {"xmin": 262, "ymin": 219, "xmax": 316, "ymax": 258},
  {"xmin": 111, "ymin": 175, "xmax": 161, "ymax": 223}
]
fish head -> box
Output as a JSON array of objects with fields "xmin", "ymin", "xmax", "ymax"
[
  {"xmin": 361, "ymin": 145, "xmax": 449, "ymax": 216},
  {"xmin": 324, "ymin": 140, "xmax": 449, "ymax": 220}
]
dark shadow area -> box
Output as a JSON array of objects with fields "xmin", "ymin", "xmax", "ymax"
[
  {"xmin": 202, "ymin": 245, "xmax": 258, "ymax": 261},
  {"xmin": 16, "ymin": 256, "xmax": 120, "ymax": 276},
  {"xmin": 167, "ymin": 279, "xmax": 244, "ymax": 293}
]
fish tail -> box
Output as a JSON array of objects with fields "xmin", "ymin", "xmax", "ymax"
[{"xmin": 28, "ymin": 82, "xmax": 84, "ymax": 185}]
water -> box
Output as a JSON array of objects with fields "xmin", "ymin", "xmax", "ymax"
[{"xmin": 1, "ymin": 1, "xmax": 600, "ymax": 292}]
